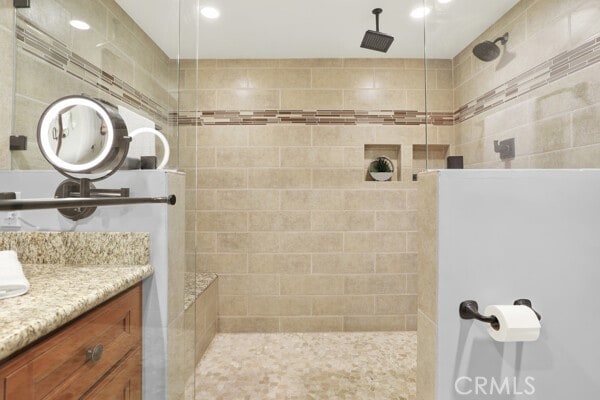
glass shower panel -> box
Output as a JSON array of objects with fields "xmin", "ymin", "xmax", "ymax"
[{"xmin": 425, "ymin": 0, "xmax": 600, "ymax": 170}]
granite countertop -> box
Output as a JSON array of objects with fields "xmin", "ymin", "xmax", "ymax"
[
  {"xmin": 184, "ymin": 272, "xmax": 218, "ymax": 311},
  {"xmin": 0, "ymin": 263, "xmax": 153, "ymax": 362}
]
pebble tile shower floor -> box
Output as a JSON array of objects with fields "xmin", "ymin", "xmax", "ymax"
[{"xmin": 194, "ymin": 332, "xmax": 416, "ymax": 400}]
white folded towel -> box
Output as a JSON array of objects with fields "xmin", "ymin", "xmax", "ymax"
[{"xmin": 0, "ymin": 250, "xmax": 30, "ymax": 300}]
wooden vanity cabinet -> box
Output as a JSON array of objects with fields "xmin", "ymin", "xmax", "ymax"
[{"xmin": 0, "ymin": 284, "xmax": 142, "ymax": 400}]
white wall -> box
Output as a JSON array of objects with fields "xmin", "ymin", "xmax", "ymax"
[{"xmin": 434, "ymin": 170, "xmax": 600, "ymax": 398}]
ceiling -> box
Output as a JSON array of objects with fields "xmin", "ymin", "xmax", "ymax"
[{"xmin": 115, "ymin": 0, "xmax": 519, "ymax": 60}]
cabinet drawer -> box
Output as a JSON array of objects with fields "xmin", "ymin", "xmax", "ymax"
[
  {"xmin": 1, "ymin": 284, "xmax": 141, "ymax": 400},
  {"xmin": 82, "ymin": 346, "xmax": 141, "ymax": 400}
]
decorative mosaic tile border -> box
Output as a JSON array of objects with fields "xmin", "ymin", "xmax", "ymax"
[
  {"xmin": 15, "ymin": 15, "xmax": 170, "ymax": 124},
  {"xmin": 175, "ymin": 110, "xmax": 455, "ymax": 126},
  {"xmin": 456, "ymin": 34, "xmax": 600, "ymax": 123}
]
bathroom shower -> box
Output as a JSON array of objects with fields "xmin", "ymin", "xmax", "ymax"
[
  {"xmin": 360, "ymin": 8, "xmax": 394, "ymax": 53},
  {"xmin": 472, "ymin": 32, "xmax": 509, "ymax": 61}
]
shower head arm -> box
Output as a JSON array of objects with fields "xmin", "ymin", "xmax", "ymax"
[
  {"xmin": 372, "ymin": 8, "xmax": 382, "ymax": 32},
  {"xmin": 493, "ymin": 32, "xmax": 509, "ymax": 46}
]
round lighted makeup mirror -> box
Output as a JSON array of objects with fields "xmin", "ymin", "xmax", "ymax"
[{"xmin": 37, "ymin": 95, "xmax": 130, "ymax": 180}]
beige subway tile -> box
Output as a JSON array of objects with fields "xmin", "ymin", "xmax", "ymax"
[
  {"xmin": 196, "ymin": 253, "xmax": 247, "ymax": 274},
  {"xmin": 197, "ymin": 69, "xmax": 248, "ymax": 89},
  {"xmin": 185, "ymin": 211, "xmax": 196, "ymax": 232},
  {"xmin": 572, "ymin": 103, "xmax": 600, "ymax": 147},
  {"xmin": 407, "ymin": 89, "xmax": 453, "ymax": 111},
  {"xmin": 344, "ymin": 147, "xmax": 364, "ymax": 167},
  {"xmin": 427, "ymin": 59, "xmax": 453, "ymax": 69},
  {"xmin": 218, "ymin": 317, "xmax": 279, "ymax": 333},
  {"xmin": 217, "ymin": 59, "xmax": 279, "ymax": 68},
  {"xmin": 196, "ymin": 211, "xmax": 247, "ymax": 232},
  {"xmin": 280, "ymin": 147, "xmax": 345, "ymax": 167},
  {"xmin": 407, "ymin": 274, "xmax": 418, "ymax": 294},
  {"xmin": 374, "ymin": 69, "xmax": 425, "ymax": 89},
  {"xmin": 248, "ymin": 254, "xmax": 311, "ymax": 274},
  {"xmin": 343, "ymin": 190, "xmax": 406, "ymax": 210},
  {"xmin": 437, "ymin": 69, "xmax": 454, "ymax": 90},
  {"xmin": 406, "ymin": 315, "xmax": 417, "ymax": 330},
  {"xmin": 218, "ymin": 274, "xmax": 279, "ymax": 295},
  {"xmin": 312, "ymin": 253, "xmax": 375, "ymax": 274},
  {"xmin": 345, "ymin": 275, "xmax": 406, "ymax": 295},
  {"xmin": 281, "ymin": 90, "xmax": 344, "ymax": 109},
  {"xmin": 280, "ymin": 233, "xmax": 343, "ymax": 252},
  {"xmin": 404, "ymin": 59, "xmax": 425, "ymax": 69},
  {"xmin": 248, "ymin": 211, "xmax": 311, "ymax": 231},
  {"xmin": 516, "ymin": 114, "xmax": 571, "ymax": 155},
  {"xmin": 196, "ymin": 148, "xmax": 215, "ymax": 167},
  {"xmin": 406, "ymin": 232, "xmax": 419, "ymax": 253},
  {"xmin": 196, "ymin": 190, "xmax": 216, "ymax": 210},
  {"xmin": 343, "ymin": 59, "xmax": 405, "ymax": 68},
  {"xmin": 312, "ymin": 169, "xmax": 364, "ymax": 188},
  {"xmin": 248, "ymin": 169, "xmax": 311, "ymax": 189},
  {"xmin": 247, "ymin": 68, "xmax": 311, "ymax": 88},
  {"xmin": 344, "ymin": 232, "xmax": 406, "ymax": 253},
  {"xmin": 280, "ymin": 190, "xmax": 344, "ymax": 210},
  {"xmin": 216, "ymin": 147, "xmax": 280, "ymax": 168},
  {"xmin": 374, "ymin": 125, "xmax": 425, "ymax": 144},
  {"xmin": 344, "ymin": 90, "xmax": 407, "ymax": 109},
  {"xmin": 219, "ymin": 296, "xmax": 248, "ymax": 316},
  {"xmin": 312, "ymin": 125, "xmax": 376, "ymax": 146},
  {"xmin": 312, "ymin": 296, "xmax": 374, "ymax": 315},
  {"xmin": 311, "ymin": 69, "xmax": 374, "ymax": 89},
  {"xmin": 375, "ymin": 211, "xmax": 418, "ymax": 231},
  {"xmin": 248, "ymin": 296, "xmax": 311, "ymax": 316},
  {"xmin": 375, "ymin": 295, "xmax": 417, "ymax": 315},
  {"xmin": 198, "ymin": 126, "xmax": 248, "ymax": 147},
  {"xmin": 376, "ymin": 253, "xmax": 418, "ymax": 274},
  {"xmin": 216, "ymin": 89, "xmax": 280, "ymax": 109},
  {"xmin": 196, "ymin": 233, "xmax": 217, "ymax": 252},
  {"xmin": 249, "ymin": 125, "xmax": 311, "ymax": 146},
  {"xmin": 197, "ymin": 169, "xmax": 247, "ymax": 189},
  {"xmin": 344, "ymin": 316, "xmax": 406, "ymax": 331},
  {"xmin": 247, "ymin": 232, "xmax": 281, "ymax": 253},
  {"xmin": 405, "ymin": 190, "xmax": 419, "ymax": 210},
  {"xmin": 311, "ymin": 211, "xmax": 375, "ymax": 231},
  {"xmin": 280, "ymin": 275, "xmax": 344, "ymax": 295},
  {"xmin": 279, "ymin": 59, "xmax": 343, "ymax": 68},
  {"xmin": 216, "ymin": 233, "xmax": 248, "ymax": 253},
  {"xmin": 216, "ymin": 190, "xmax": 279, "ymax": 210},
  {"xmin": 417, "ymin": 311, "xmax": 437, "ymax": 400},
  {"xmin": 280, "ymin": 317, "xmax": 343, "ymax": 332}
]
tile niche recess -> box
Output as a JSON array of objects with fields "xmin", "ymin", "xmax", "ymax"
[{"xmin": 364, "ymin": 145, "xmax": 401, "ymax": 182}]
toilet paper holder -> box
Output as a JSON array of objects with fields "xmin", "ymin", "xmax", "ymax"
[{"xmin": 459, "ymin": 299, "xmax": 541, "ymax": 330}]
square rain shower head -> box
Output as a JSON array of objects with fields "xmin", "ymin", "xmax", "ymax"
[{"xmin": 360, "ymin": 30, "xmax": 394, "ymax": 53}]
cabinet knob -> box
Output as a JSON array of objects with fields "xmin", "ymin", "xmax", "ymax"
[{"xmin": 86, "ymin": 344, "xmax": 104, "ymax": 362}]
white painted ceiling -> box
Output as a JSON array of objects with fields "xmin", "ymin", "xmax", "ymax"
[{"xmin": 115, "ymin": 0, "xmax": 519, "ymax": 59}]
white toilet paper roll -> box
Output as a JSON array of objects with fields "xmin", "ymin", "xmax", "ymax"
[{"xmin": 484, "ymin": 305, "xmax": 541, "ymax": 342}]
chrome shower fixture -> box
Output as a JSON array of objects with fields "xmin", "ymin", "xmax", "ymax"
[
  {"xmin": 473, "ymin": 32, "xmax": 509, "ymax": 62},
  {"xmin": 360, "ymin": 8, "xmax": 394, "ymax": 53}
]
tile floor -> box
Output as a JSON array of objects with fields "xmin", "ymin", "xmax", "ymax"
[{"xmin": 193, "ymin": 332, "xmax": 416, "ymax": 400}]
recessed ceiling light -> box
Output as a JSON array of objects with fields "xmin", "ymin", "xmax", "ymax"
[
  {"xmin": 200, "ymin": 6, "xmax": 220, "ymax": 19},
  {"xmin": 410, "ymin": 6, "xmax": 431, "ymax": 19},
  {"xmin": 438, "ymin": 0, "xmax": 452, "ymax": 3},
  {"xmin": 69, "ymin": 20, "xmax": 90, "ymax": 30}
]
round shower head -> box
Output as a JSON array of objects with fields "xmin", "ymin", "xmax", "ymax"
[
  {"xmin": 473, "ymin": 41, "xmax": 501, "ymax": 61},
  {"xmin": 473, "ymin": 32, "xmax": 509, "ymax": 62}
]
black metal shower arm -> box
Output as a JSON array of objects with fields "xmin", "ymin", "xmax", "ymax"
[{"xmin": 0, "ymin": 195, "xmax": 176, "ymax": 212}]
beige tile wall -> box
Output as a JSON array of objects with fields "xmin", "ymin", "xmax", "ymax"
[
  {"xmin": 9, "ymin": 0, "xmax": 178, "ymax": 170},
  {"xmin": 179, "ymin": 59, "xmax": 454, "ymax": 332},
  {"xmin": 453, "ymin": 0, "xmax": 600, "ymax": 168},
  {"xmin": 0, "ymin": 0, "xmax": 13, "ymax": 170}
]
